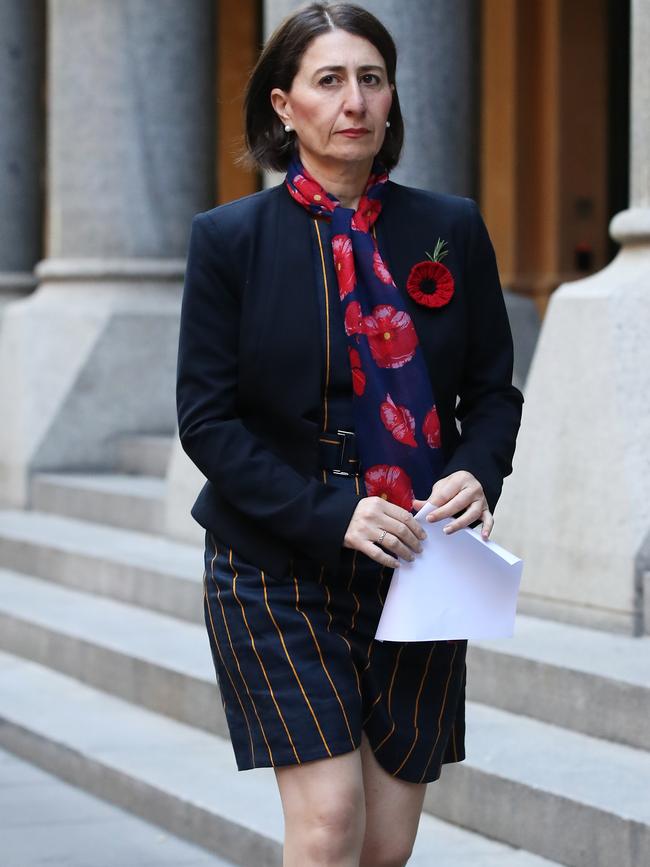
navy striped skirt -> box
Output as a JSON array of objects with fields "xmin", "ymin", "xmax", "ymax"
[{"xmin": 202, "ymin": 473, "xmax": 467, "ymax": 784}]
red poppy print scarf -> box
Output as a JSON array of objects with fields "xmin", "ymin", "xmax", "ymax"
[{"xmin": 285, "ymin": 152, "xmax": 444, "ymax": 511}]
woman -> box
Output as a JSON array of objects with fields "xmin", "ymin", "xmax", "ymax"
[{"xmin": 176, "ymin": 2, "xmax": 523, "ymax": 864}]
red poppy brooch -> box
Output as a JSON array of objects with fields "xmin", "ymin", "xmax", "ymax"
[{"xmin": 406, "ymin": 238, "xmax": 455, "ymax": 308}]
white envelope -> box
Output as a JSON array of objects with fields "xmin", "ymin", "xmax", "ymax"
[{"xmin": 375, "ymin": 501, "xmax": 523, "ymax": 642}]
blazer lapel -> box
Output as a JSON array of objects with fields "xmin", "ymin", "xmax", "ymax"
[
  {"xmin": 374, "ymin": 181, "xmax": 460, "ymax": 388},
  {"xmin": 267, "ymin": 187, "xmax": 324, "ymax": 423}
]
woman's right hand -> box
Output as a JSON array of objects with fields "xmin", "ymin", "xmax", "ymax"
[{"xmin": 343, "ymin": 497, "xmax": 427, "ymax": 568}]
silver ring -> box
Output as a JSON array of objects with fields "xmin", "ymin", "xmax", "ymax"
[{"xmin": 376, "ymin": 529, "xmax": 387, "ymax": 545}]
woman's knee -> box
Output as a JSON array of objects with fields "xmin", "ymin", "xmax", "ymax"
[
  {"xmin": 275, "ymin": 751, "xmax": 366, "ymax": 860},
  {"xmin": 300, "ymin": 793, "xmax": 365, "ymax": 861}
]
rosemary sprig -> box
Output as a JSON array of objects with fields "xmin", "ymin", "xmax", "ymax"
[{"xmin": 425, "ymin": 237, "xmax": 448, "ymax": 263}]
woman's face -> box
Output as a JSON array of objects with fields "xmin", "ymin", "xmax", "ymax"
[{"xmin": 271, "ymin": 29, "xmax": 394, "ymax": 171}]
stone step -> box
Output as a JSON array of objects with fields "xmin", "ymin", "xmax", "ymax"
[
  {"xmin": 0, "ymin": 511, "xmax": 649, "ymax": 749},
  {"xmin": 426, "ymin": 702, "xmax": 650, "ymax": 867},
  {"xmin": 0, "ymin": 652, "xmax": 561, "ymax": 867},
  {"xmin": 31, "ymin": 472, "xmax": 166, "ymax": 534},
  {"xmin": 115, "ymin": 433, "xmax": 174, "ymax": 478},
  {"xmin": 0, "ymin": 509, "xmax": 203, "ymax": 624},
  {"xmin": 0, "ymin": 569, "xmax": 223, "ymax": 738},
  {"xmin": 467, "ymin": 618, "xmax": 650, "ymax": 751},
  {"xmin": 0, "ymin": 572, "xmax": 647, "ymax": 866},
  {"xmin": 0, "ymin": 747, "xmax": 236, "ymax": 867}
]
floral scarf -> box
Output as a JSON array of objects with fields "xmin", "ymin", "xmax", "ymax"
[{"xmin": 285, "ymin": 152, "xmax": 444, "ymax": 510}]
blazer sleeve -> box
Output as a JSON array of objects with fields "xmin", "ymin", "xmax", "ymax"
[
  {"xmin": 176, "ymin": 212, "xmax": 361, "ymax": 570},
  {"xmin": 440, "ymin": 198, "xmax": 524, "ymax": 512}
]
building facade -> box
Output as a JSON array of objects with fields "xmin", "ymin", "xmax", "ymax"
[{"xmin": 1, "ymin": 0, "xmax": 648, "ymax": 636}]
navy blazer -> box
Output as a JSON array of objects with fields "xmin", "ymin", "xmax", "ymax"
[{"xmin": 176, "ymin": 179, "xmax": 524, "ymax": 579}]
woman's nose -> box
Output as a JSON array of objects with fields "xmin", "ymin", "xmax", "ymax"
[{"xmin": 342, "ymin": 81, "xmax": 367, "ymax": 113}]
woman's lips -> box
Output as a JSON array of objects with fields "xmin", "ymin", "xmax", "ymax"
[{"xmin": 338, "ymin": 129, "xmax": 370, "ymax": 138}]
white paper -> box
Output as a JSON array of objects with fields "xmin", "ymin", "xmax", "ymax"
[{"xmin": 375, "ymin": 501, "xmax": 523, "ymax": 642}]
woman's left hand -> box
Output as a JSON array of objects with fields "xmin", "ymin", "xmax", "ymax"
[{"xmin": 411, "ymin": 470, "xmax": 493, "ymax": 540}]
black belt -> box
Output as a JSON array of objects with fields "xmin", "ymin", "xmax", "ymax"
[{"xmin": 318, "ymin": 429, "xmax": 360, "ymax": 476}]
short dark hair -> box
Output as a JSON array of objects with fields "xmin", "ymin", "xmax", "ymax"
[{"xmin": 242, "ymin": 1, "xmax": 404, "ymax": 172}]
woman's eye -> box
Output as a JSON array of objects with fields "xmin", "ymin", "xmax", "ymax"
[
  {"xmin": 319, "ymin": 74, "xmax": 339, "ymax": 86},
  {"xmin": 361, "ymin": 73, "xmax": 381, "ymax": 85}
]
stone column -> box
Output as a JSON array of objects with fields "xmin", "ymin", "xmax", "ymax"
[
  {"xmin": 262, "ymin": 0, "xmax": 479, "ymax": 195},
  {"xmin": 0, "ymin": 0, "xmax": 215, "ymax": 508},
  {"xmin": 496, "ymin": 0, "xmax": 650, "ymax": 634},
  {"xmin": 0, "ymin": 1, "xmax": 44, "ymax": 305}
]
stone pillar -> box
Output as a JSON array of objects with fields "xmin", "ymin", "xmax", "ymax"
[
  {"xmin": 0, "ymin": 0, "xmax": 215, "ymax": 508},
  {"xmin": 495, "ymin": 0, "xmax": 650, "ymax": 635},
  {"xmin": 262, "ymin": 0, "xmax": 479, "ymax": 195},
  {"xmin": 0, "ymin": 1, "xmax": 44, "ymax": 305},
  {"xmin": 362, "ymin": 0, "xmax": 478, "ymax": 195}
]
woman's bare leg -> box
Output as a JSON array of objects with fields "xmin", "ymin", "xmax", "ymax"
[
  {"xmin": 274, "ymin": 748, "xmax": 366, "ymax": 867},
  {"xmin": 358, "ymin": 732, "xmax": 427, "ymax": 867}
]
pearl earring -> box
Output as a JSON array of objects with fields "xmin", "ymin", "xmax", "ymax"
[
  {"xmin": 385, "ymin": 120, "xmax": 391, "ymax": 128},
  {"xmin": 284, "ymin": 123, "xmax": 293, "ymax": 132}
]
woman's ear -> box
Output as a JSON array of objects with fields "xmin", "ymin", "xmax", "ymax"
[{"xmin": 270, "ymin": 88, "xmax": 291, "ymax": 126}]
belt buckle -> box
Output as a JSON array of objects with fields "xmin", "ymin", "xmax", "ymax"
[{"xmin": 332, "ymin": 429, "xmax": 355, "ymax": 476}]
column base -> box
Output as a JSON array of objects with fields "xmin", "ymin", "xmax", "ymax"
[
  {"xmin": 0, "ymin": 272, "xmax": 37, "ymax": 308},
  {"xmin": 494, "ymin": 209, "xmax": 650, "ymax": 636},
  {"xmin": 0, "ymin": 258, "xmax": 184, "ymax": 509}
]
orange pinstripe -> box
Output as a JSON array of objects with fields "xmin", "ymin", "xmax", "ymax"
[
  {"xmin": 313, "ymin": 467, "xmax": 361, "ymax": 703},
  {"xmin": 348, "ymin": 592, "xmax": 361, "ymax": 633},
  {"xmin": 228, "ymin": 548, "xmax": 301, "ymax": 764},
  {"xmin": 361, "ymin": 565, "xmax": 385, "ymax": 672},
  {"xmin": 392, "ymin": 645, "xmax": 435, "ymax": 776},
  {"xmin": 346, "ymin": 592, "xmax": 361, "ymax": 635},
  {"xmin": 338, "ymin": 632, "xmax": 362, "ymax": 698},
  {"xmin": 345, "ymin": 550, "xmax": 362, "ymax": 637},
  {"xmin": 203, "ymin": 570, "xmax": 225, "ymax": 707},
  {"xmin": 376, "ymin": 574, "xmax": 385, "ymax": 607},
  {"xmin": 205, "ymin": 540, "xmax": 258, "ymax": 765},
  {"xmin": 418, "ymin": 642, "xmax": 460, "ymax": 783},
  {"xmin": 324, "ymin": 584, "xmax": 334, "ymax": 632},
  {"xmin": 314, "ymin": 219, "xmax": 331, "ymax": 433},
  {"xmin": 374, "ymin": 643, "xmax": 405, "ymax": 751},
  {"xmin": 292, "ymin": 574, "xmax": 356, "ymax": 748},
  {"xmin": 362, "ymin": 690, "xmax": 383, "ymax": 726},
  {"xmin": 362, "ymin": 640, "xmax": 375, "ymax": 674},
  {"xmin": 261, "ymin": 570, "xmax": 333, "ymax": 757}
]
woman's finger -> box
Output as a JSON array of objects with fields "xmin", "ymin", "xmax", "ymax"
[
  {"xmin": 441, "ymin": 500, "xmax": 485, "ymax": 535},
  {"xmin": 480, "ymin": 509, "xmax": 494, "ymax": 540},
  {"xmin": 426, "ymin": 486, "xmax": 478, "ymax": 522},
  {"xmin": 374, "ymin": 529, "xmax": 419, "ymax": 562},
  {"xmin": 382, "ymin": 500, "xmax": 426, "ymax": 530},
  {"xmin": 361, "ymin": 539, "xmax": 400, "ymax": 569},
  {"xmin": 376, "ymin": 511, "xmax": 425, "ymax": 555}
]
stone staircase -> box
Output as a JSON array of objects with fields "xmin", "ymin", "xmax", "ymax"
[{"xmin": 0, "ymin": 435, "xmax": 648, "ymax": 866}]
